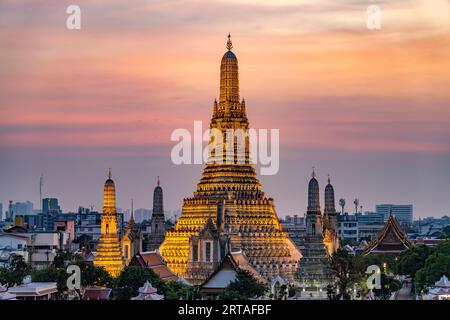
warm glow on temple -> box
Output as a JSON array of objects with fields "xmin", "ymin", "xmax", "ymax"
[
  {"xmin": 93, "ymin": 169, "xmax": 124, "ymax": 277},
  {"xmin": 159, "ymin": 35, "xmax": 301, "ymax": 285}
]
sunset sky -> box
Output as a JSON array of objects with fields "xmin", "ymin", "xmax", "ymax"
[{"xmin": 1, "ymin": 0, "xmax": 449, "ymax": 218}]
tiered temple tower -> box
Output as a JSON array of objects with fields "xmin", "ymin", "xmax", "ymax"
[
  {"xmin": 323, "ymin": 175, "xmax": 339, "ymax": 255},
  {"xmin": 147, "ymin": 177, "xmax": 166, "ymax": 251},
  {"xmin": 94, "ymin": 169, "xmax": 124, "ymax": 277},
  {"xmin": 297, "ymin": 168, "xmax": 331, "ymax": 296},
  {"xmin": 159, "ymin": 35, "xmax": 301, "ymax": 285}
]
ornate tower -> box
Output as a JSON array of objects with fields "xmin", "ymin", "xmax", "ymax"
[
  {"xmin": 122, "ymin": 199, "xmax": 142, "ymax": 265},
  {"xmin": 323, "ymin": 175, "xmax": 339, "ymax": 256},
  {"xmin": 159, "ymin": 35, "xmax": 301, "ymax": 285},
  {"xmin": 297, "ymin": 168, "xmax": 331, "ymax": 297},
  {"xmin": 306, "ymin": 168, "xmax": 323, "ymax": 237},
  {"xmin": 94, "ymin": 169, "xmax": 124, "ymax": 277},
  {"xmin": 147, "ymin": 177, "xmax": 166, "ymax": 251}
]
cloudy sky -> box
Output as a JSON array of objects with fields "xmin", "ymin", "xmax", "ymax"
[{"xmin": 0, "ymin": 0, "xmax": 449, "ymax": 218}]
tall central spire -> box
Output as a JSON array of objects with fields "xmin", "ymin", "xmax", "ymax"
[{"xmin": 219, "ymin": 34, "xmax": 239, "ymax": 105}]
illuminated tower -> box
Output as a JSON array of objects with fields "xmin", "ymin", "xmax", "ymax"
[
  {"xmin": 298, "ymin": 168, "xmax": 330, "ymax": 297},
  {"xmin": 323, "ymin": 175, "xmax": 339, "ymax": 256},
  {"xmin": 94, "ymin": 169, "xmax": 124, "ymax": 277},
  {"xmin": 159, "ymin": 35, "xmax": 301, "ymax": 285},
  {"xmin": 147, "ymin": 177, "xmax": 166, "ymax": 251}
]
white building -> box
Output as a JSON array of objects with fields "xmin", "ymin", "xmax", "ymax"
[{"xmin": 0, "ymin": 230, "xmax": 70, "ymax": 269}]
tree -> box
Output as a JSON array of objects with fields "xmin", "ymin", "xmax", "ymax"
[
  {"xmin": 441, "ymin": 225, "xmax": 450, "ymax": 239},
  {"xmin": 113, "ymin": 266, "xmax": 165, "ymax": 300},
  {"xmin": 395, "ymin": 245, "xmax": 434, "ymax": 279},
  {"xmin": 163, "ymin": 280, "xmax": 198, "ymax": 300},
  {"xmin": 372, "ymin": 273, "xmax": 402, "ymax": 300},
  {"xmin": 73, "ymin": 234, "xmax": 93, "ymax": 252},
  {"xmin": 328, "ymin": 249, "xmax": 363, "ymax": 300},
  {"xmin": 415, "ymin": 240, "xmax": 450, "ymax": 290},
  {"xmin": 31, "ymin": 259, "xmax": 112, "ymax": 298},
  {"xmin": 221, "ymin": 269, "xmax": 267, "ymax": 300},
  {"xmin": 31, "ymin": 267, "xmax": 67, "ymax": 295},
  {"xmin": 52, "ymin": 250, "xmax": 83, "ymax": 268},
  {"xmin": 0, "ymin": 254, "xmax": 31, "ymax": 287}
]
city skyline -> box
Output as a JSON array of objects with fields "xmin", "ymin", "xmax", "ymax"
[{"xmin": 1, "ymin": 0, "xmax": 450, "ymax": 218}]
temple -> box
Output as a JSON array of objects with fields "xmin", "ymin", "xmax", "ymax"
[
  {"xmin": 122, "ymin": 199, "xmax": 142, "ymax": 265},
  {"xmin": 297, "ymin": 168, "xmax": 332, "ymax": 296},
  {"xmin": 147, "ymin": 177, "xmax": 166, "ymax": 251},
  {"xmin": 93, "ymin": 169, "xmax": 124, "ymax": 276},
  {"xmin": 159, "ymin": 35, "xmax": 302, "ymax": 285},
  {"xmin": 364, "ymin": 212, "xmax": 413, "ymax": 255},
  {"xmin": 323, "ymin": 175, "xmax": 339, "ymax": 256}
]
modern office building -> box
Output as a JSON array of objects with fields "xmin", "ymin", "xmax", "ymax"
[
  {"xmin": 11, "ymin": 201, "xmax": 34, "ymax": 215},
  {"xmin": 376, "ymin": 204, "xmax": 413, "ymax": 227}
]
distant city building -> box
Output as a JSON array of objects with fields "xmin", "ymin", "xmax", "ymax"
[
  {"xmin": 376, "ymin": 204, "xmax": 413, "ymax": 227},
  {"xmin": 11, "ymin": 201, "xmax": 34, "ymax": 215},
  {"xmin": 134, "ymin": 208, "xmax": 151, "ymax": 222},
  {"xmin": 337, "ymin": 211, "xmax": 385, "ymax": 243},
  {"xmin": 42, "ymin": 198, "xmax": 61, "ymax": 215},
  {"xmin": 0, "ymin": 203, "xmax": 2, "ymax": 221},
  {"xmin": 0, "ymin": 227, "xmax": 71, "ymax": 269},
  {"xmin": 41, "ymin": 198, "xmax": 62, "ymax": 231},
  {"xmin": 281, "ymin": 215, "xmax": 306, "ymax": 246}
]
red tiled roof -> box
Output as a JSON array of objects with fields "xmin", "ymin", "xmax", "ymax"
[
  {"xmin": 82, "ymin": 288, "xmax": 111, "ymax": 300},
  {"xmin": 130, "ymin": 251, "xmax": 178, "ymax": 282}
]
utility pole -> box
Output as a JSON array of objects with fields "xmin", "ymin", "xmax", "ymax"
[{"xmin": 40, "ymin": 174, "xmax": 44, "ymax": 214}]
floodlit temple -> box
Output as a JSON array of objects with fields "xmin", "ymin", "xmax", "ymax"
[
  {"xmin": 94, "ymin": 169, "xmax": 124, "ymax": 276},
  {"xmin": 297, "ymin": 169, "xmax": 333, "ymax": 296},
  {"xmin": 159, "ymin": 35, "xmax": 302, "ymax": 285}
]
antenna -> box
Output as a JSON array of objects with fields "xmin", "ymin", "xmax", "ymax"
[{"xmin": 39, "ymin": 174, "xmax": 43, "ymax": 214}]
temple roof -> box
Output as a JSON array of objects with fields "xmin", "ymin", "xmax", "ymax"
[
  {"xmin": 82, "ymin": 287, "xmax": 112, "ymax": 300},
  {"xmin": 131, "ymin": 251, "xmax": 178, "ymax": 282},
  {"xmin": 364, "ymin": 214, "xmax": 413, "ymax": 255}
]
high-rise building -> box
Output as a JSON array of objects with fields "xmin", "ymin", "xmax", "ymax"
[
  {"xmin": 11, "ymin": 201, "xmax": 34, "ymax": 215},
  {"xmin": 159, "ymin": 35, "xmax": 301, "ymax": 285},
  {"xmin": 93, "ymin": 169, "xmax": 124, "ymax": 276},
  {"xmin": 376, "ymin": 204, "xmax": 413, "ymax": 227},
  {"xmin": 147, "ymin": 177, "xmax": 166, "ymax": 251},
  {"xmin": 0, "ymin": 203, "xmax": 3, "ymax": 221}
]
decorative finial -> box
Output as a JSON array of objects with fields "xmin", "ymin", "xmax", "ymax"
[
  {"xmin": 328, "ymin": 174, "xmax": 331, "ymax": 184},
  {"xmin": 226, "ymin": 33, "xmax": 233, "ymax": 51},
  {"xmin": 130, "ymin": 198, "xmax": 134, "ymax": 221},
  {"xmin": 312, "ymin": 166, "xmax": 316, "ymax": 178},
  {"xmin": 157, "ymin": 176, "xmax": 160, "ymax": 186},
  {"xmin": 108, "ymin": 168, "xmax": 112, "ymax": 179}
]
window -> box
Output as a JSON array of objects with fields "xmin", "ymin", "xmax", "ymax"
[
  {"xmin": 205, "ymin": 242, "xmax": 211, "ymax": 262},
  {"xmin": 192, "ymin": 244, "xmax": 198, "ymax": 262},
  {"xmin": 18, "ymin": 244, "xmax": 23, "ymax": 249}
]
